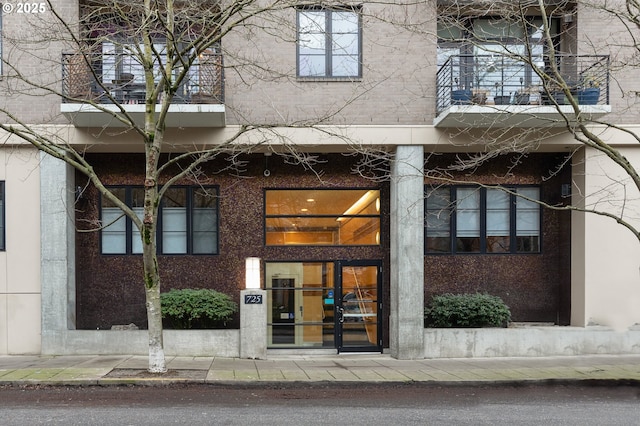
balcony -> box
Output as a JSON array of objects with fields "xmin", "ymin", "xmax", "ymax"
[
  {"xmin": 60, "ymin": 52, "xmax": 225, "ymax": 128},
  {"xmin": 435, "ymin": 54, "xmax": 611, "ymax": 128}
]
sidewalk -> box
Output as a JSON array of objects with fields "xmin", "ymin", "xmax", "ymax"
[{"xmin": 1, "ymin": 354, "xmax": 640, "ymax": 386}]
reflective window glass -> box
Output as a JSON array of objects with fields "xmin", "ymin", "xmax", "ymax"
[{"xmin": 265, "ymin": 189, "xmax": 380, "ymax": 246}]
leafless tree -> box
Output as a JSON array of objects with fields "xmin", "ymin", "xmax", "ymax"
[
  {"xmin": 419, "ymin": 0, "xmax": 640, "ymax": 242},
  {"xmin": 0, "ymin": 0, "xmax": 385, "ymax": 372}
]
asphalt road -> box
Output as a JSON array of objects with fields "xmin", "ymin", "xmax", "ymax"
[{"xmin": 0, "ymin": 383, "xmax": 638, "ymax": 425}]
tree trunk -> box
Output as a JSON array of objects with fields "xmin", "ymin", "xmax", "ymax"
[
  {"xmin": 145, "ymin": 282, "xmax": 167, "ymax": 373},
  {"xmin": 141, "ymin": 219, "xmax": 166, "ymax": 373}
]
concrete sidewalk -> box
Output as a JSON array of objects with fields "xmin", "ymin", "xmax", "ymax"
[{"xmin": 1, "ymin": 354, "xmax": 640, "ymax": 386}]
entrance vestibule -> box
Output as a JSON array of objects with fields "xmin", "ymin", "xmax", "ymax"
[{"xmin": 266, "ymin": 261, "xmax": 382, "ymax": 353}]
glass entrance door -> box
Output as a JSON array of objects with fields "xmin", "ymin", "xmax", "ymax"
[
  {"xmin": 337, "ymin": 262, "xmax": 382, "ymax": 353},
  {"xmin": 266, "ymin": 261, "xmax": 382, "ymax": 352}
]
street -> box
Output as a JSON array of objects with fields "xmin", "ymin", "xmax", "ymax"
[{"xmin": 0, "ymin": 383, "xmax": 638, "ymax": 425}]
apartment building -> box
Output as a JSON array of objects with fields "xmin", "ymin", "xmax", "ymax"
[{"xmin": 1, "ymin": 1, "xmax": 639, "ymax": 358}]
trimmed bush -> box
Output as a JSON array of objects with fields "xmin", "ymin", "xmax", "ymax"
[
  {"xmin": 161, "ymin": 288, "xmax": 238, "ymax": 329},
  {"xmin": 424, "ymin": 293, "xmax": 511, "ymax": 328}
]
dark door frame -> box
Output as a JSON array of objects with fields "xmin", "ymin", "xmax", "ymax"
[{"xmin": 335, "ymin": 260, "xmax": 383, "ymax": 353}]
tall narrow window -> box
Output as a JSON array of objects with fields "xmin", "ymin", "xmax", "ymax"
[
  {"xmin": 0, "ymin": 182, "xmax": 5, "ymax": 250},
  {"xmin": 192, "ymin": 187, "xmax": 218, "ymax": 254},
  {"xmin": 298, "ymin": 8, "xmax": 361, "ymax": 78},
  {"xmin": 131, "ymin": 188, "xmax": 145, "ymax": 254},
  {"xmin": 516, "ymin": 187, "xmax": 540, "ymax": 252},
  {"xmin": 162, "ymin": 188, "xmax": 188, "ymax": 254},
  {"xmin": 486, "ymin": 188, "xmax": 510, "ymax": 253},
  {"xmin": 456, "ymin": 188, "xmax": 480, "ymax": 252},
  {"xmin": 101, "ymin": 188, "xmax": 127, "ymax": 254},
  {"xmin": 425, "ymin": 187, "xmax": 451, "ymax": 253}
]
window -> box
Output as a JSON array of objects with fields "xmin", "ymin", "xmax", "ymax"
[
  {"xmin": 437, "ymin": 17, "xmax": 560, "ymax": 101},
  {"xmin": 297, "ymin": 7, "xmax": 361, "ymax": 78},
  {"xmin": 265, "ymin": 189, "xmax": 380, "ymax": 246},
  {"xmin": 101, "ymin": 186, "xmax": 218, "ymax": 255},
  {"xmin": 425, "ymin": 186, "xmax": 540, "ymax": 254},
  {"xmin": 101, "ymin": 41, "xmax": 168, "ymax": 86},
  {"xmin": 0, "ymin": 182, "xmax": 4, "ymax": 250}
]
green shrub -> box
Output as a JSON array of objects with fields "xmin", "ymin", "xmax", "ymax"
[
  {"xmin": 161, "ymin": 288, "xmax": 238, "ymax": 329},
  {"xmin": 424, "ymin": 293, "xmax": 511, "ymax": 328}
]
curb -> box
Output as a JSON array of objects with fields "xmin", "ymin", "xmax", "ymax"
[{"xmin": 2, "ymin": 377, "xmax": 639, "ymax": 388}]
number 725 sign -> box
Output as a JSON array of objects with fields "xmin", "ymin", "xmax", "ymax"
[{"xmin": 244, "ymin": 294, "xmax": 263, "ymax": 304}]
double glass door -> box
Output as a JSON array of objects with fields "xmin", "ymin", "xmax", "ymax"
[{"xmin": 266, "ymin": 261, "xmax": 381, "ymax": 352}]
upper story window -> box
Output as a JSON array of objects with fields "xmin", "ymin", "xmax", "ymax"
[
  {"xmin": 0, "ymin": 182, "xmax": 5, "ymax": 251},
  {"xmin": 67, "ymin": 4, "xmax": 224, "ymax": 104},
  {"xmin": 101, "ymin": 186, "xmax": 219, "ymax": 255},
  {"xmin": 100, "ymin": 41, "xmax": 167, "ymax": 86},
  {"xmin": 437, "ymin": 17, "xmax": 560, "ymax": 100},
  {"xmin": 425, "ymin": 185, "xmax": 540, "ymax": 254},
  {"xmin": 265, "ymin": 189, "xmax": 380, "ymax": 246},
  {"xmin": 297, "ymin": 7, "xmax": 361, "ymax": 78}
]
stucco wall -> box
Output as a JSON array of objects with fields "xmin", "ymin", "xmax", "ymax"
[
  {"xmin": 0, "ymin": 147, "xmax": 41, "ymax": 355},
  {"xmin": 0, "ymin": 0, "xmax": 78, "ymax": 125},
  {"xmin": 572, "ymin": 146, "xmax": 640, "ymax": 329}
]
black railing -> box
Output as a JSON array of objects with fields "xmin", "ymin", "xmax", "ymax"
[
  {"xmin": 62, "ymin": 52, "xmax": 225, "ymax": 104},
  {"xmin": 436, "ymin": 54, "xmax": 609, "ymax": 114}
]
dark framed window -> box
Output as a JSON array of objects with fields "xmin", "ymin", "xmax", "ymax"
[
  {"xmin": 0, "ymin": 181, "xmax": 4, "ymax": 250},
  {"xmin": 297, "ymin": 7, "xmax": 362, "ymax": 78},
  {"xmin": 437, "ymin": 16, "xmax": 561, "ymax": 102},
  {"xmin": 265, "ymin": 189, "xmax": 380, "ymax": 246},
  {"xmin": 425, "ymin": 185, "xmax": 540, "ymax": 254},
  {"xmin": 101, "ymin": 186, "xmax": 219, "ymax": 255}
]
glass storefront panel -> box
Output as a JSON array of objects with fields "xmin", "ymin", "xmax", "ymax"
[
  {"xmin": 266, "ymin": 262, "xmax": 335, "ymax": 348},
  {"xmin": 265, "ymin": 189, "xmax": 380, "ymax": 246}
]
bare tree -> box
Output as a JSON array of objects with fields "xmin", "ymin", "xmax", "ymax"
[
  {"xmin": 425, "ymin": 0, "xmax": 640, "ymax": 243},
  {"xmin": 0, "ymin": 0, "xmax": 381, "ymax": 372}
]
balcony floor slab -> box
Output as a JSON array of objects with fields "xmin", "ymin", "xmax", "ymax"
[
  {"xmin": 434, "ymin": 104, "xmax": 611, "ymax": 128},
  {"xmin": 61, "ymin": 103, "xmax": 226, "ymax": 128}
]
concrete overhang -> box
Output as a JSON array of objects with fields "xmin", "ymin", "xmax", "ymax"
[
  {"xmin": 61, "ymin": 103, "xmax": 226, "ymax": 128},
  {"xmin": 434, "ymin": 104, "xmax": 612, "ymax": 128}
]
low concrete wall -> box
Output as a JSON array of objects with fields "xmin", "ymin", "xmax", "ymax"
[
  {"xmin": 42, "ymin": 329, "xmax": 240, "ymax": 357},
  {"xmin": 424, "ymin": 326, "xmax": 640, "ymax": 358}
]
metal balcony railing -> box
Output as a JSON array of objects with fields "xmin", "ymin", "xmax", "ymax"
[
  {"xmin": 436, "ymin": 54, "xmax": 609, "ymax": 114},
  {"xmin": 62, "ymin": 52, "xmax": 225, "ymax": 104}
]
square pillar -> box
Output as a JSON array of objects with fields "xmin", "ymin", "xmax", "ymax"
[
  {"xmin": 240, "ymin": 289, "xmax": 267, "ymax": 359},
  {"xmin": 40, "ymin": 152, "xmax": 76, "ymax": 353},
  {"xmin": 389, "ymin": 145, "xmax": 424, "ymax": 359}
]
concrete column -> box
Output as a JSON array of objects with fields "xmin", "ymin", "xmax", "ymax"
[
  {"xmin": 240, "ymin": 289, "xmax": 267, "ymax": 359},
  {"xmin": 40, "ymin": 152, "xmax": 76, "ymax": 353},
  {"xmin": 570, "ymin": 148, "xmax": 587, "ymax": 326},
  {"xmin": 389, "ymin": 145, "xmax": 424, "ymax": 359}
]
